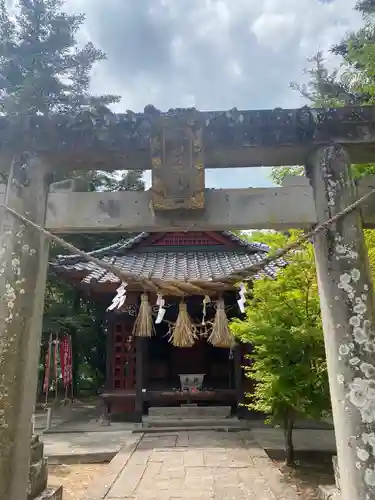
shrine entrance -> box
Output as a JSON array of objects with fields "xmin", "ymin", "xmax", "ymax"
[
  {"xmin": 53, "ymin": 230, "xmax": 266, "ymax": 419},
  {"xmin": 2, "ymin": 106, "xmax": 375, "ymax": 500},
  {"xmin": 143, "ymin": 296, "xmax": 238, "ymax": 410}
]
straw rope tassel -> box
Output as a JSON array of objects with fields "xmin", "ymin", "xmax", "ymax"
[
  {"xmin": 132, "ymin": 293, "xmax": 154, "ymax": 337},
  {"xmin": 207, "ymin": 298, "xmax": 233, "ymax": 348},
  {"xmin": 169, "ymin": 302, "xmax": 198, "ymax": 348}
]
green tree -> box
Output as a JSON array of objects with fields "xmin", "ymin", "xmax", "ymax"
[
  {"xmin": 230, "ymin": 232, "xmax": 330, "ymax": 466},
  {"xmin": 0, "ymin": 0, "xmax": 119, "ymax": 115},
  {"xmin": 278, "ymin": 1, "xmax": 375, "ymax": 185},
  {"xmin": 0, "ymin": 0, "xmax": 146, "ymax": 396}
]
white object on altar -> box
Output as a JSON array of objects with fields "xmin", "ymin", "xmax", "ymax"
[{"xmin": 179, "ymin": 373, "xmax": 205, "ymax": 391}]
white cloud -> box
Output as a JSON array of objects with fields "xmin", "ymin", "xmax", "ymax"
[{"xmin": 64, "ymin": 0, "xmax": 362, "ymax": 187}]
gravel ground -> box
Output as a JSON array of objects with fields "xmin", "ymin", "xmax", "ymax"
[
  {"xmin": 48, "ymin": 464, "xmax": 106, "ymax": 500},
  {"xmin": 268, "ymin": 450, "xmax": 335, "ymax": 500}
]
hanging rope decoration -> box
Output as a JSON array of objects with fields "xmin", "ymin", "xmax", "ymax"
[
  {"xmin": 132, "ymin": 293, "xmax": 155, "ymax": 337},
  {"xmin": 168, "ymin": 302, "xmax": 198, "ymax": 347},
  {"xmin": 207, "ymin": 298, "xmax": 234, "ymax": 348},
  {"xmin": 2, "ymin": 186, "xmax": 375, "ymax": 297}
]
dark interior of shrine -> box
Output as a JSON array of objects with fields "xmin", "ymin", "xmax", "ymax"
[{"xmin": 145, "ymin": 293, "xmax": 240, "ymax": 397}]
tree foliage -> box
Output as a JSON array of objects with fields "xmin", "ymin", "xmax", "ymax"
[
  {"xmin": 230, "ymin": 232, "xmax": 330, "ymax": 465},
  {"xmin": 0, "ymin": 0, "xmax": 120, "ymax": 115},
  {"xmin": 0, "ymin": 0, "xmax": 145, "ymax": 396},
  {"xmin": 274, "ymin": 1, "xmax": 375, "ymax": 185}
]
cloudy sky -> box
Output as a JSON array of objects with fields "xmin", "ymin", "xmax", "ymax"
[{"xmin": 62, "ymin": 0, "xmax": 362, "ymax": 188}]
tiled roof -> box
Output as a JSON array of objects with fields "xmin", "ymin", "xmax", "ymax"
[{"xmin": 52, "ymin": 231, "xmax": 284, "ymax": 284}]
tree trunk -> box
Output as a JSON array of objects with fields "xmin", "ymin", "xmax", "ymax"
[{"xmin": 284, "ymin": 412, "xmax": 295, "ymax": 467}]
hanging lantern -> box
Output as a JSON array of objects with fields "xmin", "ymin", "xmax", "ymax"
[{"xmin": 132, "ymin": 293, "xmax": 154, "ymax": 337}]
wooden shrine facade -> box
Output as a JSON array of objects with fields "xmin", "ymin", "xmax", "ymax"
[{"xmin": 53, "ymin": 230, "xmax": 278, "ymax": 420}]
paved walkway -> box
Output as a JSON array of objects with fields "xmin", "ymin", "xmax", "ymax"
[{"xmin": 92, "ymin": 431, "xmax": 300, "ymax": 500}]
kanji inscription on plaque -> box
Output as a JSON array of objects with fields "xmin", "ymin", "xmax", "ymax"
[{"xmin": 151, "ymin": 120, "xmax": 205, "ymax": 211}]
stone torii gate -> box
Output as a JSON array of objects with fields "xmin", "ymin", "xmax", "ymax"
[{"xmin": 1, "ymin": 106, "xmax": 375, "ymax": 500}]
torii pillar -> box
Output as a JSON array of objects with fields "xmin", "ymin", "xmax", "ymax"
[
  {"xmin": 307, "ymin": 145, "xmax": 375, "ymax": 500},
  {"xmin": 0, "ymin": 154, "xmax": 50, "ymax": 500}
]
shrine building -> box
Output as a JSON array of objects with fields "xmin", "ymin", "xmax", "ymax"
[{"xmin": 52, "ymin": 230, "xmax": 279, "ymax": 421}]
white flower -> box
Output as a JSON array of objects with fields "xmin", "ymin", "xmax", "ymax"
[
  {"xmin": 350, "ymin": 357, "xmax": 361, "ymax": 366},
  {"xmin": 337, "ymin": 374, "xmax": 345, "ymax": 385},
  {"xmin": 354, "ymin": 327, "xmax": 368, "ymax": 344},
  {"xmin": 339, "ymin": 344, "xmax": 350, "ymax": 356},
  {"xmin": 364, "ymin": 284, "xmax": 369, "ymax": 291},
  {"xmin": 361, "ymin": 363, "xmax": 375, "ymax": 379},
  {"xmin": 365, "ymin": 468, "xmax": 375, "ymax": 487},
  {"xmin": 357, "ymin": 448, "xmax": 369, "ymax": 462}
]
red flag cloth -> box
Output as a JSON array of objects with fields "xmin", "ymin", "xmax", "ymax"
[
  {"xmin": 60, "ymin": 335, "xmax": 72, "ymax": 388},
  {"xmin": 43, "ymin": 348, "xmax": 50, "ymax": 394}
]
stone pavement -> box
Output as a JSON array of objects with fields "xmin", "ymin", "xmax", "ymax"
[
  {"xmin": 89, "ymin": 431, "xmax": 300, "ymax": 500},
  {"xmin": 43, "ymin": 430, "xmax": 137, "ymax": 464}
]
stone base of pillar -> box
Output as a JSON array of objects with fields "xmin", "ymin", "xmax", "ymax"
[
  {"xmin": 318, "ymin": 485, "xmax": 341, "ymax": 500},
  {"xmin": 28, "ymin": 434, "xmax": 48, "ymax": 500},
  {"xmin": 34, "ymin": 486, "xmax": 63, "ymax": 500},
  {"xmin": 317, "ymin": 456, "xmax": 341, "ymax": 500}
]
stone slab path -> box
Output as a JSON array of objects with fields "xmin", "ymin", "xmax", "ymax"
[{"xmin": 98, "ymin": 431, "xmax": 300, "ymax": 500}]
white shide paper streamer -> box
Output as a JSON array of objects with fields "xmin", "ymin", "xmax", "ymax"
[{"xmin": 107, "ymin": 282, "xmax": 127, "ymax": 311}]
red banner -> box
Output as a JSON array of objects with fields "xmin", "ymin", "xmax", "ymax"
[{"xmin": 60, "ymin": 335, "xmax": 72, "ymax": 388}]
